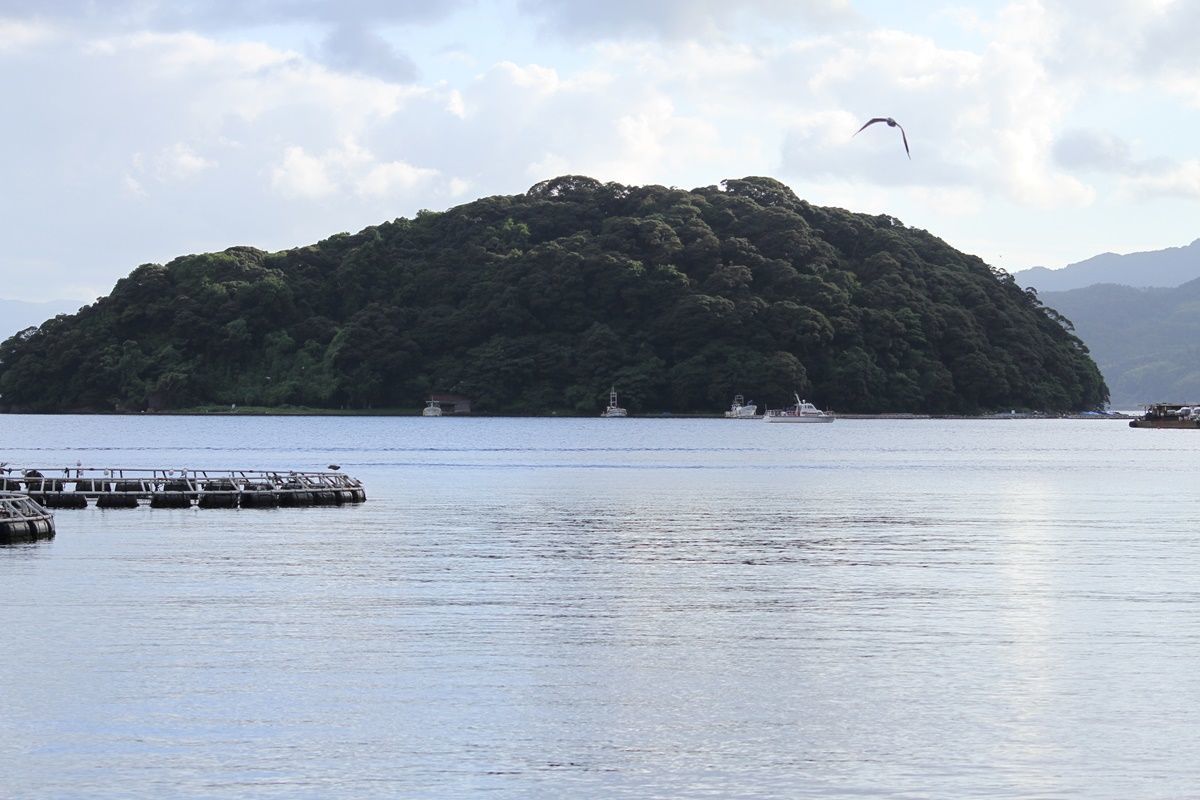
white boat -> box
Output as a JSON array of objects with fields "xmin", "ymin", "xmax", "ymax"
[
  {"xmin": 763, "ymin": 394, "xmax": 834, "ymax": 423},
  {"xmin": 422, "ymin": 400, "xmax": 443, "ymax": 417},
  {"xmin": 724, "ymin": 394, "xmax": 758, "ymax": 419},
  {"xmin": 600, "ymin": 387, "xmax": 628, "ymax": 417}
]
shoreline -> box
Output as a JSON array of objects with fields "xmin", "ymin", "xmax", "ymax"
[{"xmin": 0, "ymin": 409, "xmax": 1137, "ymax": 420}]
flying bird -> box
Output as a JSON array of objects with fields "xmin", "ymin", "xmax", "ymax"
[{"xmin": 854, "ymin": 117, "xmax": 910, "ymax": 159}]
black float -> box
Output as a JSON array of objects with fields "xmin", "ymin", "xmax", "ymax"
[{"xmin": 0, "ymin": 492, "xmax": 55, "ymax": 544}]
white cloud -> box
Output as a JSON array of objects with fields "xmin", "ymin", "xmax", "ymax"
[
  {"xmin": 0, "ymin": 1, "xmax": 468, "ymax": 81},
  {"xmin": 765, "ymin": 14, "xmax": 1098, "ymax": 210},
  {"xmin": 1124, "ymin": 160, "xmax": 1200, "ymax": 200},
  {"xmin": 271, "ymin": 146, "xmax": 336, "ymax": 199},
  {"xmin": 1053, "ymin": 129, "xmax": 1133, "ymax": 171},
  {"xmin": 268, "ymin": 137, "xmax": 443, "ymax": 201},
  {"xmin": 909, "ymin": 186, "xmax": 984, "ymax": 217},
  {"xmin": 527, "ymin": 152, "xmax": 570, "ymax": 179},
  {"xmin": 0, "ymin": 18, "xmax": 54, "ymax": 50},
  {"xmin": 517, "ymin": 0, "xmax": 858, "ymax": 41},
  {"xmin": 121, "ymin": 173, "xmax": 147, "ymax": 198},
  {"xmin": 154, "ymin": 142, "xmax": 216, "ymax": 181},
  {"xmin": 2, "ymin": 0, "xmax": 1199, "ymax": 301},
  {"xmin": 445, "ymin": 89, "xmax": 465, "ymax": 118},
  {"xmin": 358, "ymin": 160, "xmax": 439, "ymax": 198}
]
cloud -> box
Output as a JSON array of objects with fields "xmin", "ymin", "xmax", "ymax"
[
  {"xmin": 358, "ymin": 160, "xmax": 439, "ymax": 197},
  {"xmin": 1035, "ymin": 1, "xmax": 1200, "ymax": 106},
  {"xmin": 2, "ymin": 0, "xmax": 1199, "ymax": 302},
  {"xmin": 517, "ymin": 0, "xmax": 857, "ymax": 41},
  {"xmin": 1052, "ymin": 130, "xmax": 1133, "ymax": 172},
  {"xmin": 0, "ymin": 1, "xmax": 469, "ymax": 84},
  {"xmin": 0, "ymin": 1, "xmax": 470, "ymax": 30},
  {"xmin": 0, "ymin": 24, "xmax": 465, "ymax": 301},
  {"xmin": 269, "ymin": 138, "xmax": 442, "ymax": 200},
  {"xmin": 319, "ymin": 23, "xmax": 417, "ymax": 82},
  {"xmin": 271, "ymin": 146, "xmax": 337, "ymax": 199},
  {"xmin": 408, "ymin": 57, "xmax": 734, "ymax": 189},
  {"xmin": 121, "ymin": 173, "xmax": 147, "ymax": 198},
  {"xmin": 768, "ymin": 11, "xmax": 1099, "ymax": 209},
  {"xmin": 1124, "ymin": 160, "xmax": 1200, "ymax": 200},
  {"xmin": 445, "ymin": 89, "xmax": 465, "ymax": 118},
  {"xmin": 0, "ymin": 18, "xmax": 54, "ymax": 51},
  {"xmin": 154, "ymin": 142, "xmax": 217, "ymax": 181},
  {"xmin": 1049, "ymin": 129, "xmax": 1200, "ymax": 200}
]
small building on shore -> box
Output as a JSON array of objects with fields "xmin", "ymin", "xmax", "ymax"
[{"xmin": 429, "ymin": 393, "xmax": 472, "ymax": 415}]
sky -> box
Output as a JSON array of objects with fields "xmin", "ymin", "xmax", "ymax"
[{"xmin": 1, "ymin": 0, "xmax": 1198, "ymax": 303}]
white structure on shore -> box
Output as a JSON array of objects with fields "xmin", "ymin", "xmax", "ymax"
[{"xmin": 601, "ymin": 387, "xmax": 627, "ymax": 417}]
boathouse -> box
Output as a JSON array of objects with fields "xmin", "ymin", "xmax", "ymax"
[{"xmin": 428, "ymin": 393, "xmax": 472, "ymax": 414}]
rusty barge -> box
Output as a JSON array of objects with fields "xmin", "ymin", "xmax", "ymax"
[{"xmin": 1129, "ymin": 404, "xmax": 1200, "ymax": 429}]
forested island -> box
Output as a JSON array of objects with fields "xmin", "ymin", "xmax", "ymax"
[{"xmin": 0, "ymin": 176, "xmax": 1107, "ymax": 414}]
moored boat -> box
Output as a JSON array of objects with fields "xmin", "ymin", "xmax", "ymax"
[
  {"xmin": 764, "ymin": 394, "xmax": 834, "ymax": 423},
  {"xmin": 601, "ymin": 387, "xmax": 628, "ymax": 417},
  {"xmin": 1129, "ymin": 403, "xmax": 1200, "ymax": 428},
  {"xmin": 724, "ymin": 394, "xmax": 758, "ymax": 419},
  {"xmin": 422, "ymin": 400, "xmax": 443, "ymax": 417}
]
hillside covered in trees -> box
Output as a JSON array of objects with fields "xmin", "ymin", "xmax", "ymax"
[
  {"xmin": 1040, "ymin": 280, "xmax": 1200, "ymax": 407},
  {"xmin": 0, "ymin": 176, "xmax": 1107, "ymax": 414}
]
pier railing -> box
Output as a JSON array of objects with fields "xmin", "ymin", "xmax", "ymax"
[{"xmin": 0, "ymin": 467, "xmax": 366, "ymax": 508}]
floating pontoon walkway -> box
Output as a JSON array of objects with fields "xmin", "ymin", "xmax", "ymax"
[
  {"xmin": 0, "ymin": 467, "xmax": 366, "ymax": 509},
  {"xmin": 0, "ymin": 491, "xmax": 55, "ymax": 543}
]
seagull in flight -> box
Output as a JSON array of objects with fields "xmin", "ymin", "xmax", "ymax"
[{"xmin": 854, "ymin": 117, "xmax": 910, "ymax": 159}]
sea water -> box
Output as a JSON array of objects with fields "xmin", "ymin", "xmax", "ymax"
[{"xmin": 2, "ymin": 415, "xmax": 1199, "ymax": 798}]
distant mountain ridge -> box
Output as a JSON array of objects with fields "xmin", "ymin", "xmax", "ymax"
[
  {"xmin": 1, "ymin": 298, "xmax": 84, "ymax": 339},
  {"xmin": 1015, "ymin": 238, "xmax": 1200, "ymax": 292},
  {"xmin": 1040, "ymin": 279, "xmax": 1200, "ymax": 406}
]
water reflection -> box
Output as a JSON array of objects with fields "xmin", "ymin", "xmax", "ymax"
[{"xmin": 3, "ymin": 417, "xmax": 1200, "ymax": 797}]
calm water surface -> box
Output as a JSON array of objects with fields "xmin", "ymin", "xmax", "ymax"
[{"xmin": 2, "ymin": 415, "xmax": 1200, "ymax": 798}]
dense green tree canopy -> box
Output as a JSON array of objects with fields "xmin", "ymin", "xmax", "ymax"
[{"xmin": 0, "ymin": 176, "xmax": 1107, "ymax": 414}]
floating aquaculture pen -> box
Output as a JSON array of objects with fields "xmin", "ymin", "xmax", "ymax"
[
  {"xmin": 0, "ymin": 467, "xmax": 366, "ymax": 510},
  {"xmin": 0, "ymin": 492, "xmax": 54, "ymax": 543}
]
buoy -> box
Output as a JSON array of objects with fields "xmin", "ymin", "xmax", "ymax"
[
  {"xmin": 163, "ymin": 479, "xmax": 198, "ymax": 498},
  {"xmin": 312, "ymin": 490, "xmax": 339, "ymax": 506},
  {"xmin": 239, "ymin": 491, "xmax": 279, "ymax": 508},
  {"xmin": 0, "ymin": 519, "xmax": 32, "ymax": 541},
  {"xmin": 278, "ymin": 491, "xmax": 314, "ymax": 507},
  {"xmin": 96, "ymin": 494, "xmax": 139, "ymax": 509},
  {"xmin": 197, "ymin": 493, "xmax": 238, "ymax": 509},
  {"xmin": 39, "ymin": 492, "xmax": 89, "ymax": 509},
  {"xmin": 74, "ymin": 479, "xmax": 106, "ymax": 495},
  {"xmin": 150, "ymin": 492, "xmax": 192, "ymax": 509}
]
